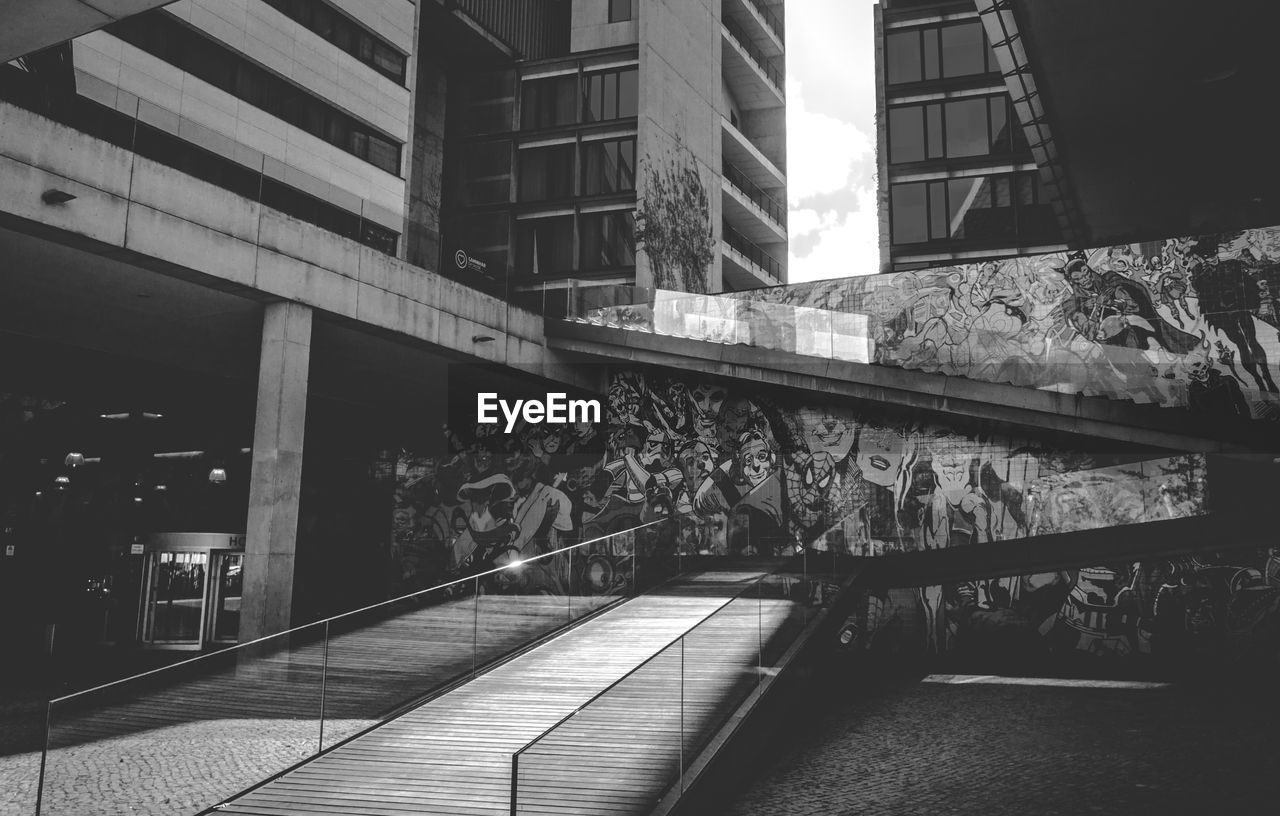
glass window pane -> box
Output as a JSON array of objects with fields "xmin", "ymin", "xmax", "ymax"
[
  {"xmin": 886, "ymin": 31, "xmax": 922, "ymax": 84},
  {"xmin": 618, "ymin": 68, "xmax": 638, "ymax": 117},
  {"xmin": 888, "ymin": 106, "xmax": 924, "ymax": 164},
  {"xmin": 619, "ymin": 138, "xmax": 635, "ymax": 190},
  {"xmin": 519, "ymin": 144, "xmax": 574, "ymax": 201},
  {"xmin": 603, "ymin": 73, "xmax": 617, "ymax": 119},
  {"xmin": 922, "ymin": 28, "xmax": 940, "ymax": 80},
  {"xmin": 946, "ymin": 176, "xmax": 984, "ymax": 239},
  {"xmin": 584, "ymin": 74, "xmax": 603, "ymax": 122},
  {"xmin": 891, "ymin": 184, "xmax": 927, "ymax": 244},
  {"xmin": 929, "ymin": 181, "xmax": 947, "ymax": 240},
  {"xmin": 989, "ymin": 96, "xmax": 1008, "ymax": 153},
  {"xmin": 940, "ymin": 22, "xmax": 986, "ymax": 78},
  {"xmin": 926, "ymin": 104, "xmax": 943, "ymax": 159},
  {"xmin": 994, "ymin": 176, "xmax": 1012, "ymax": 208},
  {"xmin": 944, "ymin": 98, "xmax": 989, "ymax": 158}
]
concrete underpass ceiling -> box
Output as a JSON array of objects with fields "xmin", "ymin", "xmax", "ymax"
[
  {"xmin": 0, "ymin": 225, "xmax": 263, "ymax": 383},
  {"xmin": 0, "ymin": 0, "xmax": 173, "ymax": 63},
  {"xmin": 1013, "ymin": 0, "xmax": 1280, "ymax": 245}
]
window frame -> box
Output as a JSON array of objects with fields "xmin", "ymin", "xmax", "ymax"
[
  {"xmin": 884, "ymin": 20, "xmax": 1000, "ymax": 87},
  {"xmin": 889, "ymin": 170, "xmax": 1050, "ymax": 247},
  {"xmin": 886, "ymin": 94, "xmax": 1016, "ymax": 165}
]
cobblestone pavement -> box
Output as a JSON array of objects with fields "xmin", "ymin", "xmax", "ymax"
[
  {"xmin": 713, "ymin": 671, "xmax": 1279, "ymax": 816},
  {"xmin": 0, "ymin": 716, "xmax": 375, "ymax": 816}
]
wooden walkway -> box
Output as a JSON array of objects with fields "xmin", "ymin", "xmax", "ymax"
[{"xmin": 217, "ymin": 571, "xmax": 806, "ymax": 816}]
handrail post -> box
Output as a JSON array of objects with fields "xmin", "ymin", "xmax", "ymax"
[
  {"xmin": 472, "ymin": 576, "xmax": 480, "ymax": 677},
  {"xmin": 510, "ymin": 753, "xmax": 519, "ymax": 816},
  {"xmin": 678, "ymin": 636, "xmax": 685, "ymax": 792},
  {"xmin": 567, "ymin": 546, "xmax": 574, "ymax": 622},
  {"xmin": 318, "ymin": 619, "xmax": 330, "ymax": 753},
  {"xmin": 34, "ymin": 699, "xmax": 51, "ymax": 816}
]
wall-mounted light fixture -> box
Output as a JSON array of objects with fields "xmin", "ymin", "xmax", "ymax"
[
  {"xmin": 472, "ymin": 335, "xmax": 496, "ymax": 343},
  {"xmin": 42, "ymin": 189, "xmax": 77, "ymax": 205}
]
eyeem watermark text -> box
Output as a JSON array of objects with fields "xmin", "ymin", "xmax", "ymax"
[{"xmin": 477, "ymin": 393, "xmax": 601, "ymax": 432}]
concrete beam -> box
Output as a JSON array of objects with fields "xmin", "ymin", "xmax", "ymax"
[
  {"xmin": 0, "ymin": 0, "xmax": 173, "ymax": 63},
  {"xmin": 545, "ymin": 321, "xmax": 1280, "ymax": 453}
]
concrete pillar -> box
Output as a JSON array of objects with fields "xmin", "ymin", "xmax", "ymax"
[{"xmin": 240, "ymin": 301, "xmax": 312, "ymax": 643}]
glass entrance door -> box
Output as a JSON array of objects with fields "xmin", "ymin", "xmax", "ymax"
[
  {"xmin": 138, "ymin": 551, "xmax": 209, "ymax": 649},
  {"xmin": 205, "ymin": 551, "xmax": 243, "ymax": 644}
]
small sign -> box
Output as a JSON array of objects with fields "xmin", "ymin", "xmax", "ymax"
[
  {"xmin": 4, "ymin": 545, "xmax": 14, "ymax": 557},
  {"xmin": 130, "ymin": 543, "xmax": 145, "ymax": 555},
  {"xmin": 454, "ymin": 249, "xmax": 489, "ymax": 275},
  {"xmin": 228, "ymin": 534, "xmax": 246, "ymax": 549}
]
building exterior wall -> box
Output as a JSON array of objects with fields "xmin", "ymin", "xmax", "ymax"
[
  {"xmin": 570, "ymin": 0, "xmax": 639, "ymax": 52},
  {"xmin": 636, "ymin": 0, "xmax": 723, "ymax": 292}
]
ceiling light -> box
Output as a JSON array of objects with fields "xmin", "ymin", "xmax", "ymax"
[
  {"xmin": 208, "ymin": 467, "xmax": 227, "ymax": 484},
  {"xmin": 153, "ymin": 484, "xmax": 168, "ymax": 492},
  {"xmin": 100, "ymin": 412, "xmax": 130, "ymax": 420},
  {"xmin": 54, "ymin": 475, "xmax": 71, "ymax": 488},
  {"xmin": 64, "ymin": 452, "xmax": 85, "ymax": 467}
]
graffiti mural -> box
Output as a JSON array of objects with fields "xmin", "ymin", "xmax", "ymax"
[
  {"xmin": 603, "ymin": 368, "xmax": 1207, "ymax": 568},
  {"xmin": 386, "ymin": 417, "xmax": 626, "ymax": 597},
  {"xmin": 849, "ymin": 548, "xmax": 1280, "ymax": 667},
  {"xmin": 578, "ymin": 226, "xmax": 1280, "ymax": 419}
]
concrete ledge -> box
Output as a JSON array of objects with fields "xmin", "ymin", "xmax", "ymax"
[{"xmin": 545, "ymin": 321, "xmax": 1280, "ymax": 452}]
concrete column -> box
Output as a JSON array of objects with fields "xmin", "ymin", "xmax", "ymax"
[{"xmin": 240, "ymin": 301, "xmax": 312, "ymax": 643}]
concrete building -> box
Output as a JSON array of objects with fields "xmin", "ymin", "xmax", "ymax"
[
  {"xmin": 873, "ymin": 0, "xmax": 1065, "ymax": 272},
  {"xmin": 0, "ymin": 0, "xmax": 788, "ymax": 674}
]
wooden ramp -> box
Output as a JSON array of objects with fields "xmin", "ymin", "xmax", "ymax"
[{"xmin": 217, "ymin": 571, "xmax": 805, "ymax": 816}]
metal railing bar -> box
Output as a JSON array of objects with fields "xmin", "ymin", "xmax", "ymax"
[{"xmin": 49, "ymin": 519, "xmax": 665, "ymax": 705}]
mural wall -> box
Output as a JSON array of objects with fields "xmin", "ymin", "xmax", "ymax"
[
  {"xmin": 577, "ymin": 225, "xmax": 1280, "ymax": 419},
  {"xmin": 601, "ymin": 368, "xmax": 1206, "ymax": 578},
  {"xmin": 737, "ymin": 226, "xmax": 1280, "ymax": 419},
  {"xmin": 847, "ymin": 549, "xmax": 1280, "ymax": 667}
]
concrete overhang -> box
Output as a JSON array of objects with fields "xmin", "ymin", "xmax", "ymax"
[
  {"xmin": 0, "ymin": 0, "xmax": 172, "ymax": 63},
  {"xmin": 545, "ymin": 320, "xmax": 1280, "ymax": 454},
  {"xmin": 985, "ymin": 0, "xmax": 1280, "ymax": 247}
]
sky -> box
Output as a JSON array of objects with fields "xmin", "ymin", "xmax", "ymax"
[{"xmin": 784, "ymin": 0, "xmax": 879, "ymax": 283}]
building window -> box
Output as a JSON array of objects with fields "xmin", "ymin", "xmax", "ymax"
[
  {"xmin": 106, "ymin": 12, "xmax": 401, "ymax": 175},
  {"xmin": 887, "ymin": 95, "xmax": 1020, "ymax": 164},
  {"xmin": 521, "ymin": 74, "xmax": 578, "ymax": 130},
  {"xmin": 260, "ymin": 0, "xmax": 407, "ymax": 84},
  {"xmin": 518, "ymin": 143, "xmax": 576, "ymax": 201},
  {"xmin": 580, "ymin": 210, "xmax": 635, "ymax": 270},
  {"xmin": 890, "ymin": 171, "xmax": 1053, "ymax": 246},
  {"xmin": 516, "ymin": 215, "xmax": 575, "ymax": 277},
  {"xmin": 608, "ymin": 0, "xmax": 637, "ymax": 23},
  {"xmin": 583, "ymin": 67, "xmax": 638, "ymax": 123},
  {"xmin": 885, "ymin": 21, "xmax": 999, "ymax": 86},
  {"xmin": 581, "ymin": 137, "xmax": 636, "ymax": 195}
]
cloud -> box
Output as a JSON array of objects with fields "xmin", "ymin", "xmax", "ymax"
[
  {"xmin": 785, "ymin": 78, "xmax": 872, "ymax": 207},
  {"xmin": 788, "ymin": 187, "xmax": 881, "ymax": 283}
]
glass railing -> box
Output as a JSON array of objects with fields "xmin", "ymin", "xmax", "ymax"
[
  {"xmin": 509, "ymin": 568, "xmax": 811, "ymax": 815},
  {"xmin": 33, "ymin": 521, "xmax": 667, "ymax": 816},
  {"xmin": 723, "ymin": 162, "xmax": 787, "ymax": 227},
  {"xmin": 723, "ymin": 17, "xmax": 785, "ymax": 91}
]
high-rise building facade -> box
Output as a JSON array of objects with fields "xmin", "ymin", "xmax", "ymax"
[
  {"xmin": 873, "ymin": 0, "xmax": 1064, "ymax": 273},
  {"xmin": 0, "ymin": 0, "xmax": 789, "ymax": 671}
]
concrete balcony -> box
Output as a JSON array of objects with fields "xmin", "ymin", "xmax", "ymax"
[
  {"xmin": 0, "ymin": 0, "xmax": 173, "ymax": 62},
  {"xmin": 722, "ymin": 162, "xmax": 786, "ymax": 248},
  {"xmin": 722, "ymin": 116, "xmax": 786, "ymax": 193},
  {"xmin": 721, "ymin": 17, "xmax": 784, "ymax": 111},
  {"xmin": 723, "ymin": 0, "xmax": 784, "ymax": 58},
  {"xmin": 721, "ymin": 223, "xmax": 783, "ymax": 290}
]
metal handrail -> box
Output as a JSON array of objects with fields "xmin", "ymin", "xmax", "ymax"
[
  {"xmin": 509, "ymin": 570, "xmax": 774, "ymax": 815},
  {"xmin": 723, "ymin": 161, "xmax": 787, "ymax": 227},
  {"xmin": 723, "ymin": 222, "xmax": 784, "ymax": 280},
  {"xmin": 722, "ymin": 17, "xmax": 785, "ymax": 91},
  {"xmin": 49, "ymin": 519, "xmax": 667, "ymax": 705}
]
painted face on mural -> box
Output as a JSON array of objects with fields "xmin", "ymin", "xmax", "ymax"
[
  {"xmin": 539, "ymin": 427, "xmax": 563, "ymax": 454},
  {"xmin": 678, "ymin": 439, "xmax": 717, "ymax": 487},
  {"xmin": 737, "ymin": 433, "xmax": 775, "ymax": 488},
  {"xmin": 805, "ymin": 410, "xmax": 857, "ymax": 463},
  {"xmin": 639, "ymin": 429, "xmax": 667, "ymax": 467},
  {"xmin": 931, "ymin": 451, "xmax": 974, "ymax": 505},
  {"xmin": 690, "ymin": 382, "xmax": 727, "ymax": 433},
  {"xmin": 856, "ymin": 426, "xmax": 910, "ymax": 487},
  {"xmin": 609, "ymin": 381, "xmax": 640, "ymax": 424}
]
